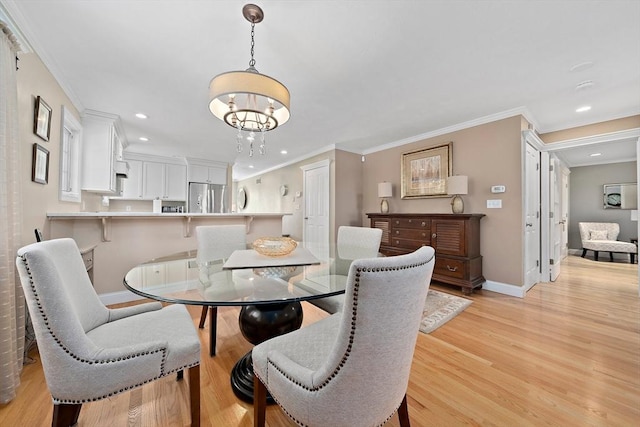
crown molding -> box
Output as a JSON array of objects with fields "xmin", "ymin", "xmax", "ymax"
[
  {"xmin": 0, "ymin": 2, "xmax": 31, "ymax": 52},
  {"xmin": 362, "ymin": 106, "xmax": 539, "ymax": 155},
  {"xmin": 1, "ymin": 0, "xmax": 84, "ymax": 111}
]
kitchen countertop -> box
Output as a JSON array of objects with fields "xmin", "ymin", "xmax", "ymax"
[{"xmin": 47, "ymin": 212, "xmax": 291, "ymax": 241}]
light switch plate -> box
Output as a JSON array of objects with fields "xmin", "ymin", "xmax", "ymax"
[
  {"xmin": 491, "ymin": 185, "xmax": 506, "ymax": 193},
  {"xmin": 487, "ymin": 199, "xmax": 502, "ymax": 208}
]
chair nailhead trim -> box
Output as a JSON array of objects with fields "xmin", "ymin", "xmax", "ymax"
[
  {"xmin": 19, "ymin": 254, "xmax": 199, "ymax": 404},
  {"xmin": 265, "ymin": 253, "xmax": 433, "ymax": 425}
]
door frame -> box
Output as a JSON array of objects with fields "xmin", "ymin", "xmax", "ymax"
[{"xmin": 524, "ymin": 128, "xmax": 640, "ymax": 287}]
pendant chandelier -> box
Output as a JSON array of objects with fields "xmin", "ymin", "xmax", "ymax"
[{"xmin": 209, "ymin": 4, "xmax": 290, "ymax": 157}]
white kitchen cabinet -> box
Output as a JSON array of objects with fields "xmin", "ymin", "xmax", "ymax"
[
  {"xmin": 81, "ymin": 111, "xmax": 123, "ymax": 193},
  {"xmin": 143, "ymin": 161, "xmax": 187, "ymax": 201},
  {"xmin": 165, "ymin": 163, "xmax": 187, "ymax": 200},
  {"xmin": 188, "ymin": 163, "xmax": 227, "ymax": 185},
  {"xmin": 119, "ymin": 159, "xmax": 143, "ymax": 199}
]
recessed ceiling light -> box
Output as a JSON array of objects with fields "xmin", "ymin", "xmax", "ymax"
[
  {"xmin": 590, "ymin": 152, "xmax": 602, "ymax": 157},
  {"xmin": 139, "ymin": 137, "xmax": 149, "ymax": 141},
  {"xmin": 569, "ymin": 61, "xmax": 594, "ymax": 72},
  {"xmin": 248, "ymin": 165, "xmax": 254, "ymax": 169},
  {"xmin": 575, "ymin": 80, "xmax": 594, "ymax": 91},
  {"xmin": 135, "ymin": 113, "xmax": 147, "ymax": 119},
  {"xmin": 280, "ymin": 150, "xmax": 287, "ymax": 154},
  {"xmin": 576, "ymin": 105, "xmax": 591, "ymax": 113}
]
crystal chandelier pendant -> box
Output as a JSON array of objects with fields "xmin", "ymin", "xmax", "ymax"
[
  {"xmin": 259, "ymin": 128, "xmax": 266, "ymax": 155},
  {"xmin": 236, "ymin": 125, "xmax": 243, "ymax": 153}
]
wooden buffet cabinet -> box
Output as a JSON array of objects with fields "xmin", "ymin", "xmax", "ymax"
[{"xmin": 367, "ymin": 213, "xmax": 485, "ymax": 294}]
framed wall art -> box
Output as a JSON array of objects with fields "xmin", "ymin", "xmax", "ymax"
[
  {"xmin": 401, "ymin": 142, "xmax": 452, "ymax": 199},
  {"xmin": 32, "ymin": 143, "xmax": 50, "ymax": 184},
  {"xmin": 33, "ymin": 95, "xmax": 52, "ymax": 141}
]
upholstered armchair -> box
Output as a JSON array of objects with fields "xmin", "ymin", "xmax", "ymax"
[
  {"xmin": 253, "ymin": 246, "xmax": 435, "ymax": 427},
  {"xmin": 195, "ymin": 224, "xmax": 247, "ymax": 355},
  {"xmin": 16, "ymin": 238, "xmax": 201, "ymax": 427},
  {"xmin": 578, "ymin": 222, "xmax": 637, "ymax": 263},
  {"xmin": 308, "ymin": 226, "xmax": 383, "ymax": 314}
]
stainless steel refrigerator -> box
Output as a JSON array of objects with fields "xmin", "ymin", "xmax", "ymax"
[{"xmin": 188, "ymin": 182, "xmax": 227, "ymax": 213}]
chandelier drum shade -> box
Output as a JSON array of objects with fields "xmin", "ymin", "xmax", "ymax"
[
  {"xmin": 208, "ymin": 4, "xmax": 290, "ymax": 157},
  {"xmin": 208, "ymin": 71, "xmax": 290, "ymax": 132}
]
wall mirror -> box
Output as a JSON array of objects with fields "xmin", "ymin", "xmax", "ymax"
[{"xmin": 603, "ymin": 183, "xmax": 637, "ymax": 209}]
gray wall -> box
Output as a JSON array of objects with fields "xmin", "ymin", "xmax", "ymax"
[{"xmin": 569, "ymin": 161, "xmax": 637, "ymax": 249}]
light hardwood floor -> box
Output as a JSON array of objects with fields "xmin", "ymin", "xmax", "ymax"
[{"xmin": 1, "ymin": 255, "xmax": 638, "ymax": 426}]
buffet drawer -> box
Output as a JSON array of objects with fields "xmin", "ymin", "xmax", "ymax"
[
  {"xmin": 391, "ymin": 237, "xmax": 427, "ymax": 250},
  {"xmin": 391, "ymin": 228, "xmax": 431, "ymax": 241},
  {"xmin": 391, "ymin": 217, "xmax": 429, "ymax": 229},
  {"xmin": 81, "ymin": 249, "xmax": 94, "ymax": 271},
  {"xmin": 434, "ymin": 257, "xmax": 466, "ymax": 280}
]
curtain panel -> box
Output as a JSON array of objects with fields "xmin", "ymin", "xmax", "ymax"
[{"xmin": 0, "ymin": 20, "xmax": 25, "ymax": 404}]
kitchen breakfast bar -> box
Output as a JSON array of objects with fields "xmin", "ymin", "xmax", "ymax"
[{"xmin": 46, "ymin": 212, "xmax": 290, "ymax": 300}]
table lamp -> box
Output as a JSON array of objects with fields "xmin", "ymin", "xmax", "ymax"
[
  {"xmin": 447, "ymin": 175, "xmax": 468, "ymax": 214},
  {"xmin": 378, "ymin": 182, "xmax": 393, "ymax": 213}
]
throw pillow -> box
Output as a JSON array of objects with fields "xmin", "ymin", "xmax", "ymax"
[{"xmin": 590, "ymin": 230, "xmax": 609, "ymax": 240}]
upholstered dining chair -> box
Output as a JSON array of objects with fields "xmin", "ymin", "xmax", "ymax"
[
  {"xmin": 16, "ymin": 238, "xmax": 201, "ymax": 427},
  {"xmin": 195, "ymin": 224, "xmax": 247, "ymax": 354},
  {"xmin": 253, "ymin": 245, "xmax": 435, "ymax": 427},
  {"xmin": 309, "ymin": 225, "xmax": 383, "ymax": 314}
]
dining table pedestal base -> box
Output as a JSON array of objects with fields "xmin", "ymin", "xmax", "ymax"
[{"xmin": 231, "ymin": 301, "xmax": 303, "ymax": 403}]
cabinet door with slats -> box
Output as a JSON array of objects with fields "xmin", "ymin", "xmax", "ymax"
[
  {"xmin": 372, "ymin": 219, "xmax": 391, "ymax": 245},
  {"xmin": 432, "ymin": 219, "xmax": 466, "ymax": 256}
]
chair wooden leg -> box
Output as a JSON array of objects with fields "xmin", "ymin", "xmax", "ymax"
[
  {"xmin": 581, "ymin": 248, "xmax": 587, "ymax": 258},
  {"xmin": 209, "ymin": 307, "xmax": 218, "ymax": 356},
  {"xmin": 609, "ymin": 252, "xmax": 614, "ymax": 262},
  {"xmin": 253, "ymin": 375, "xmax": 267, "ymax": 427},
  {"xmin": 52, "ymin": 403, "xmax": 82, "ymax": 427},
  {"xmin": 594, "ymin": 251, "xmax": 599, "ymax": 261},
  {"xmin": 189, "ymin": 365, "xmax": 200, "ymax": 427},
  {"xmin": 198, "ymin": 306, "xmax": 208, "ymax": 328},
  {"xmin": 397, "ymin": 394, "xmax": 411, "ymax": 427},
  {"xmin": 631, "ymin": 253, "xmax": 636, "ymax": 264}
]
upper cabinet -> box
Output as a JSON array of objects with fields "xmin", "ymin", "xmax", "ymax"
[
  {"xmin": 142, "ymin": 161, "xmax": 187, "ymax": 200},
  {"xmin": 187, "ymin": 160, "xmax": 228, "ymax": 185},
  {"xmin": 118, "ymin": 159, "xmax": 143, "ymax": 199},
  {"xmin": 81, "ymin": 110, "xmax": 126, "ymax": 193},
  {"xmin": 113, "ymin": 153, "xmax": 187, "ymax": 201}
]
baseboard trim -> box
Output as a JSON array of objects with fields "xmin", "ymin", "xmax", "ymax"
[
  {"xmin": 99, "ymin": 290, "xmax": 146, "ymax": 306},
  {"xmin": 482, "ymin": 280, "xmax": 526, "ymax": 298}
]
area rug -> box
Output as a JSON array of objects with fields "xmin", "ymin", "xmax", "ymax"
[{"xmin": 419, "ymin": 289, "xmax": 472, "ymax": 334}]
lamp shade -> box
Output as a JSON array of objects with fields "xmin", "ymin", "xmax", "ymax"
[
  {"xmin": 447, "ymin": 176, "xmax": 468, "ymax": 195},
  {"xmin": 378, "ymin": 182, "xmax": 393, "ymax": 198},
  {"xmin": 209, "ymin": 70, "xmax": 291, "ymax": 131}
]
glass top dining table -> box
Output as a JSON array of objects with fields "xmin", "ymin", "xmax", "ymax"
[
  {"xmin": 123, "ymin": 248, "xmax": 348, "ymax": 307},
  {"xmin": 123, "ymin": 246, "xmax": 348, "ymax": 404}
]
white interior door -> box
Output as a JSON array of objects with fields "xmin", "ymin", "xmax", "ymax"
[
  {"xmin": 561, "ymin": 167, "xmax": 570, "ymax": 260},
  {"xmin": 524, "ymin": 143, "xmax": 541, "ymax": 289},
  {"xmin": 549, "ymin": 157, "xmax": 562, "ymax": 281},
  {"xmin": 301, "ymin": 160, "xmax": 330, "ymax": 261}
]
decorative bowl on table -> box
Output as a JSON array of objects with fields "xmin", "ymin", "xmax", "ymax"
[{"xmin": 252, "ymin": 237, "xmax": 297, "ymax": 257}]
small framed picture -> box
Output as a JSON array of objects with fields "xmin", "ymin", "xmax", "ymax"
[
  {"xmin": 32, "ymin": 143, "xmax": 50, "ymax": 184},
  {"xmin": 34, "ymin": 96, "xmax": 52, "ymax": 141}
]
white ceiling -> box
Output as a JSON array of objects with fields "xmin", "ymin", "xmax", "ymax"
[{"xmin": 3, "ymin": 0, "xmax": 639, "ymax": 179}]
